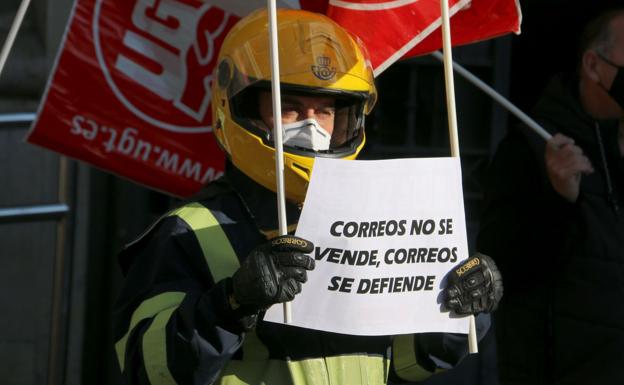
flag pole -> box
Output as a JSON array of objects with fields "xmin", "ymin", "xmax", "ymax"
[
  {"xmin": 267, "ymin": 0, "xmax": 292, "ymax": 323},
  {"xmin": 439, "ymin": 0, "xmax": 478, "ymax": 354},
  {"xmin": 430, "ymin": 51, "xmax": 552, "ymax": 141},
  {"xmin": 0, "ymin": 0, "xmax": 33, "ymax": 80}
]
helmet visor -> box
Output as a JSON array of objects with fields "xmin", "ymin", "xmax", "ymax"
[{"xmin": 231, "ymin": 84, "xmax": 368, "ymax": 154}]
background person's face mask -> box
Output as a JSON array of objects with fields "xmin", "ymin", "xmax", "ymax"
[
  {"xmin": 608, "ymin": 69, "xmax": 624, "ymax": 109},
  {"xmin": 282, "ymin": 118, "xmax": 331, "ymax": 151},
  {"xmin": 597, "ymin": 52, "xmax": 624, "ymax": 109}
]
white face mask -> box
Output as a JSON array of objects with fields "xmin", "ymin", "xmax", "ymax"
[{"xmin": 282, "ymin": 118, "xmax": 331, "ymax": 151}]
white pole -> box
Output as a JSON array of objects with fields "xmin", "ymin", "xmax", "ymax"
[
  {"xmin": 430, "ymin": 51, "xmax": 552, "ymax": 141},
  {"xmin": 440, "ymin": 0, "xmax": 460, "ymax": 158},
  {"xmin": 267, "ymin": 0, "xmax": 292, "ymax": 323},
  {"xmin": 0, "ymin": 0, "xmax": 33, "ymax": 80},
  {"xmin": 439, "ymin": 0, "xmax": 478, "ymax": 354}
]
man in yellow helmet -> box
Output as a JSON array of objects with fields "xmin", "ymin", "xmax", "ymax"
[{"xmin": 113, "ymin": 9, "xmax": 503, "ymax": 385}]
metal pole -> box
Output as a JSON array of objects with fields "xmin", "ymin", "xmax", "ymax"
[
  {"xmin": 0, "ymin": 203, "xmax": 69, "ymax": 223},
  {"xmin": 48, "ymin": 156, "xmax": 71, "ymax": 385},
  {"xmin": 0, "ymin": 112, "xmax": 36, "ymax": 125}
]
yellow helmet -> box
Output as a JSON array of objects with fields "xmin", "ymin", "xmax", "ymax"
[{"xmin": 212, "ymin": 8, "xmax": 377, "ymax": 203}]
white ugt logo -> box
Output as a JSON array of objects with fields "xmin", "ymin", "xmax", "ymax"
[{"xmin": 115, "ymin": 0, "xmax": 229, "ymax": 122}]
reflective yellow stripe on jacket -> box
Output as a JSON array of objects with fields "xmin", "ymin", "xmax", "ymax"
[
  {"xmin": 115, "ymin": 292, "xmax": 187, "ymax": 374},
  {"xmin": 219, "ymin": 355, "xmax": 389, "ymax": 385},
  {"xmin": 392, "ymin": 335, "xmax": 435, "ymax": 382},
  {"xmin": 115, "ymin": 203, "xmax": 237, "ymax": 385}
]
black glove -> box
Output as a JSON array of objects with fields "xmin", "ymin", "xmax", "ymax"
[
  {"xmin": 231, "ymin": 235, "xmax": 315, "ymax": 311},
  {"xmin": 443, "ymin": 253, "xmax": 503, "ymax": 315}
]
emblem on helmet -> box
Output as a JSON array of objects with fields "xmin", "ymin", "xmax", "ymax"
[{"xmin": 311, "ymin": 56, "xmax": 337, "ymax": 80}]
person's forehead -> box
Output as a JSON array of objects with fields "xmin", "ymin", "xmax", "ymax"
[{"xmin": 281, "ymin": 93, "xmax": 336, "ymax": 107}]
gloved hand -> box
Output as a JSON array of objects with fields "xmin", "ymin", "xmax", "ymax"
[
  {"xmin": 231, "ymin": 235, "xmax": 315, "ymax": 311},
  {"xmin": 443, "ymin": 253, "xmax": 503, "ymax": 315}
]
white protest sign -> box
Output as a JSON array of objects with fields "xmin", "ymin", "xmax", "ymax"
[{"xmin": 264, "ymin": 157, "xmax": 470, "ymax": 335}]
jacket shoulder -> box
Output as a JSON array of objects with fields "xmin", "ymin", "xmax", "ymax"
[
  {"xmin": 117, "ymin": 183, "xmax": 240, "ymax": 274},
  {"xmin": 117, "ymin": 182, "xmax": 262, "ymax": 276}
]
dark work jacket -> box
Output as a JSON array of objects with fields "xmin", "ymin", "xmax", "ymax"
[
  {"xmin": 112, "ymin": 164, "xmax": 481, "ymax": 385},
  {"xmin": 477, "ymin": 73, "xmax": 624, "ymax": 385}
]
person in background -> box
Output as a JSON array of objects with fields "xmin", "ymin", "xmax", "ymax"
[{"xmin": 478, "ymin": 7, "xmax": 624, "ymax": 385}]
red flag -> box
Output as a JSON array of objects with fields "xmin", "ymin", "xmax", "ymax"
[
  {"xmin": 327, "ymin": 0, "xmax": 521, "ymax": 74},
  {"xmin": 28, "ymin": 0, "xmax": 239, "ymax": 196},
  {"xmin": 301, "ymin": 0, "xmax": 329, "ymax": 13},
  {"xmin": 403, "ymin": 0, "xmax": 522, "ymax": 59}
]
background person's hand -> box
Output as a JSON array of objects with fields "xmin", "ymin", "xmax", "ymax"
[
  {"xmin": 444, "ymin": 253, "xmax": 503, "ymax": 315},
  {"xmin": 232, "ymin": 235, "xmax": 315, "ymax": 310},
  {"xmin": 545, "ymin": 133, "xmax": 594, "ymax": 202}
]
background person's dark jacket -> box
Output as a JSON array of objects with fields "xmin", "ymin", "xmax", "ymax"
[{"xmin": 478, "ymin": 73, "xmax": 624, "ymax": 385}]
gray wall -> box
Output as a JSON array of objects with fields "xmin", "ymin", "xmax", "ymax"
[
  {"xmin": 1, "ymin": 0, "xmax": 176, "ymax": 382},
  {"xmin": 1, "ymin": 1, "xmax": 80, "ymax": 385}
]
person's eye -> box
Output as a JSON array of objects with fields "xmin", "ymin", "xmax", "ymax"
[
  {"xmin": 281, "ymin": 106, "xmax": 299, "ymax": 118},
  {"xmin": 318, "ymin": 108, "xmax": 335, "ymax": 116}
]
